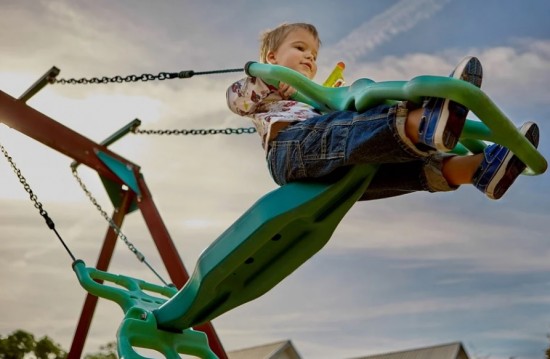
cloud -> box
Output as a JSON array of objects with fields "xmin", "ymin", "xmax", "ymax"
[
  {"xmin": 477, "ymin": 39, "xmax": 550, "ymax": 108},
  {"xmin": 1, "ymin": 2, "xmax": 549, "ymax": 359},
  {"xmin": 325, "ymin": 0, "xmax": 451, "ymax": 65}
]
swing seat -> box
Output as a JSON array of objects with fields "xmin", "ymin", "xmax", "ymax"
[
  {"xmin": 72, "ymin": 63, "xmax": 546, "ymax": 358},
  {"xmin": 154, "ymin": 164, "xmax": 378, "ymax": 331},
  {"xmin": 73, "ymin": 163, "xmax": 378, "ymax": 358},
  {"xmin": 153, "ymin": 62, "xmax": 546, "ymax": 332}
]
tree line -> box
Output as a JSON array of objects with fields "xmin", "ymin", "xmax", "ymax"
[
  {"xmin": 0, "ymin": 329, "xmax": 116, "ymax": 359},
  {"xmin": 3, "ymin": 328, "xmax": 550, "ymax": 358}
]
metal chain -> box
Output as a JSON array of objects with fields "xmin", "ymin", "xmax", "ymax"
[
  {"xmin": 132, "ymin": 126, "xmax": 256, "ymax": 136},
  {"xmin": 1, "ymin": 143, "xmax": 47, "ymax": 215},
  {"xmin": 53, "ymin": 68, "xmax": 244, "ymax": 85},
  {"xmin": 1, "ymin": 141, "xmax": 76, "ymax": 261},
  {"xmin": 71, "ymin": 166, "xmax": 170, "ymax": 286}
]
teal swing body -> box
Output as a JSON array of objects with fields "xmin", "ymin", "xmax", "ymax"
[{"xmin": 73, "ymin": 62, "xmax": 547, "ymax": 359}]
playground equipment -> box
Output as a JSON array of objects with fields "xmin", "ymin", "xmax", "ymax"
[{"xmin": 1, "ymin": 61, "xmax": 546, "ymax": 358}]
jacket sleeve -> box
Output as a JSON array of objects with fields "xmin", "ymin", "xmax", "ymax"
[{"xmin": 226, "ymin": 77, "xmax": 274, "ymax": 116}]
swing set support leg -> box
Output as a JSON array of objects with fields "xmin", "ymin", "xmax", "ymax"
[{"xmin": 136, "ymin": 172, "xmax": 190, "ymax": 287}]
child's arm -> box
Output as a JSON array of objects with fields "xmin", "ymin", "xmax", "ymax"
[{"xmin": 226, "ymin": 76, "xmax": 275, "ymax": 116}]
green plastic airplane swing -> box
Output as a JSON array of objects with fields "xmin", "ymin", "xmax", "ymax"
[{"xmin": 72, "ymin": 62, "xmax": 546, "ymax": 359}]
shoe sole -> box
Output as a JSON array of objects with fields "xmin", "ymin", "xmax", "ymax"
[
  {"xmin": 434, "ymin": 99, "xmax": 465, "ymax": 151},
  {"xmin": 451, "ymin": 56, "xmax": 483, "ymax": 88},
  {"xmin": 435, "ymin": 57, "xmax": 483, "ymax": 151},
  {"xmin": 487, "ymin": 122, "xmax": 539, "ymax": 199}
]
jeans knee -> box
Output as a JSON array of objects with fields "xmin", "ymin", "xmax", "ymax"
[{"xmin": 267, "ymin": 140, "xmax": 305, "ymax": 185}]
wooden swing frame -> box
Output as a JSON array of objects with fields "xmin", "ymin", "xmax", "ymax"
[{"xmin": 0, "ymin": 67, "xmax": 228, "ymax": 359}]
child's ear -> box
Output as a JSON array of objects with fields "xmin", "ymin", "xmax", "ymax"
[{"xmin": 266, "ymin": 51, "xmax": 277, "ymax": 64}]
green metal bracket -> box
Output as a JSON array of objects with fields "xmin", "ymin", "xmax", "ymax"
[
  {"xmin": 18, "ymin": 66, "xmax": 60, "ymax": 103},
  {"xmin": 71, "ymin": 119, "xmax": 142, "ymax": 212},
  {"xmin": 96, "ymin": 151, "xmax": 141, "ymax": 195},
  {"xmin": 98, "ymin": 175, "xmax": 139, "ymax": 213},
  {"xmin": 99, "ymin": 118, "xmax": 141, "ymax": 148},
  {"xmin": 95, "ymin": 150, "xmax": 141, "ymax": 213}
]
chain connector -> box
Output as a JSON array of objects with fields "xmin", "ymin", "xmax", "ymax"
[{"xmin": 178, "ymin": 70, "xmax": 195, "ymax": 78}]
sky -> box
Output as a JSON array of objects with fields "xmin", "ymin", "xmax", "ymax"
[{"xmin": 0, "ymin": 1, "xmax": 549, "ymax": 358}]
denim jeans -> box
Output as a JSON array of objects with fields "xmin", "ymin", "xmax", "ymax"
[{"xmin": 266, "ymin": 102, "xmax": 457, "ymax": 200}]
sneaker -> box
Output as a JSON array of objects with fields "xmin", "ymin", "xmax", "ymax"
[
  {"xmin": 473, "ymin": 122, "xmax": 539, "ymax": 200},
  {"xmin": 449, "ymin": 56, "xmax": 483, "ymax": 88},
  {"xmin": 418, "ymin": 56, "xmax": 483, "ymax": 152}
]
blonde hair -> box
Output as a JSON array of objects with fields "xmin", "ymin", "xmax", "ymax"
[{"xmin": 259, "ymin": 23, "xmax": 321, "ymax": 63}]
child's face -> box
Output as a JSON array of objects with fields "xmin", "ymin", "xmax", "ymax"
[{"xmin": 267, "ymin": 28, "xmax": 319, "ymax": 79}]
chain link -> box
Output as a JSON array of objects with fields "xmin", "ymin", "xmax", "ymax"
[
  {"xmin": 70, "ymin": 167, "xmax": 170, "ymax": 285},
  {"xmin": 71, "ymin": 167, "xmax": 144, "ymax": 260},
  {"xmin": 132, "ymin": 126, "xmax": 256, "ymax": 136},
  {"xmin": 1, "ymin": 143, "xmax": 48, "ymax": 215},
  {"xmin": 53, "ymin": 68, "xmax": 243, "ymax": 85},
  {"xmin": 1, "ymin": 141, "xmax": 76, "ymax": 261},
  {"xmin": 1, "ymin": 138, "xmax": 168, "ymax": 284}
]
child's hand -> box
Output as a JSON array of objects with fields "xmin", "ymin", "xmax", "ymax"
[{"xmin": 278, "ymin": 82, "xmax": 296, "ymax": 99}]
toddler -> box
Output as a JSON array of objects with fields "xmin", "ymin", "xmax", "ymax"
[{"xmin": 227, "ymin": 23, "xmax": 538, "ymax": 200}]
